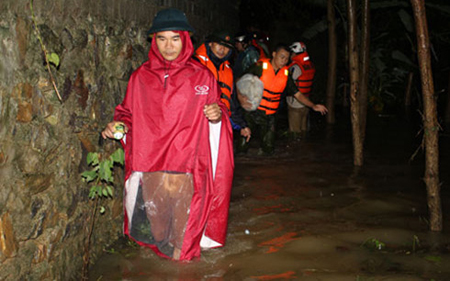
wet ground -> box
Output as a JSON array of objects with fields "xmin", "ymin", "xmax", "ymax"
[{"xmin": 89, "ymin": 114, "xmax": 450, "ymax": 281}]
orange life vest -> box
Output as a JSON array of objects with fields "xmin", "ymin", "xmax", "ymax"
[
  {"xmin": 194, "ymin": 44, "xmax": 233, "ymax": 115},
  {"xmin": 257, "ymin": 58, "xmax": 289, "ymax": 115},
  {"xmin": 288, "ymin": 52, "xmax": 315, "ymax": 96}
]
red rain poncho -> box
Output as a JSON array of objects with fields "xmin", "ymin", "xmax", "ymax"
[{"xmin": 113, "ymin": 31, "xmax": 234, "ymax": 260}]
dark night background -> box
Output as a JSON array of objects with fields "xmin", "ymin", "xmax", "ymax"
[{"xmin": 237, "ymin": 0, "xmax": 450, "ymax": 122}]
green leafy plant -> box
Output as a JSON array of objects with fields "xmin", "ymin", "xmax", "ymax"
[
  {"xmin": 80, "ymin": 147, "xmax": 124, "ymax": 280},
  {"xmin": 81, "ymin": 148, "xmax": 124, "ymax": 212},
  {"xmin": 362, "ymin": 238, "xmax": 386, "ymax": 251},
  {"xmin": 47, "ymin": 52, "xmax": 60, "ymax": 68}
]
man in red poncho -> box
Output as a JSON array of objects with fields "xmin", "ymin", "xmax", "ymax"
[{"xmin": 101, "ymin": 8, "xmax": 234, "ymax": 261}]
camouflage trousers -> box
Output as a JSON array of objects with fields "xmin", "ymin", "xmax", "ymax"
[{"xmin": 237, "ymin": 110, "xmax": 276, "ymax": 155}]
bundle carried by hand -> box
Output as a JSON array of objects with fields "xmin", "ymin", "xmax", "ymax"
[{"xmin": 236, "ymin": 74, "xmax": 264, "ymax": 111}]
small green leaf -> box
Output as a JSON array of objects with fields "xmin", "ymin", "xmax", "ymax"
[
  {"xmin": 87, "ymin": 152, "xmax": 99, "ymax": 166},
  {"xmin": 102, "ymin": 187, "xmax": 109, "ymax": 197},
  {"xmin": 99, "ymin": 160, "xmax": 113, "ymax": 182},
  {"xmin": 99, "ymin": 206, "xmax": 106, "ymax": 214},
  {"xmin": 82, "ymin": 170, "xmax": 98, "ymax": 182},
  {"xmin": 106, "ymin": 185, "xmax": 114, "ymax": 197},
  {"xmin": 47, "ymin": 52, "xmax": 60, "ymax": 67},
  {"xmin": 86, "ymin": 152, "xmax": 94, "ymax": 165},
  {"xmin": 89, "ymin": 186, "xmax": 98, "ymax": 199},
  {"xmin": 104, "ymin": 248, "xmax": 116, "ymax": 254},
  {"xmin": 397, "ymin": 9, "xmax": 414, "ymax": 33},
  {"xmin": 110, "ymin": 148, "xmax": 125, "ymax": 165}
]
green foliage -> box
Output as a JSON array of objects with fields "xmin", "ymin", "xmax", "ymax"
[
  {"xmin": 47, "ymin": 52, "xmax": 60, "ymax": 68},
  {"xmin": 127, "ymin": 239, "xmax": 139, "ymax": 248},
  {"xmin": 80, "ymin": 148, "xmax": 124, "ymax": 278},
  {"xmin": 362, "ymin": 238, "xmax": 386, "ymax": 251},
  {"xmin": 367, "ymin": 46, "xmax": 412, "ymax": 113},
  {"xmin": 397, "ymin": 9, "xmax": 414, "ymax": 33},
  {"xmin": 81, "ymin": 148, "xmax": 124, "ymax": 213},
  {"xmin": 104, "ymin": 248, "xmax": 117, "ymax": 254}
]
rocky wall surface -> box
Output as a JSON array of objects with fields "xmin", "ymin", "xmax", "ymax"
[{"xmin": 0, "ymin": 0, "xmax": 238, "ymax": 280}]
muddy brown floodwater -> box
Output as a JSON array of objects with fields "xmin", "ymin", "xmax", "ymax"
[{"xmin": 89, "ymin": 115, "xmax": 450, "ymax": 281}]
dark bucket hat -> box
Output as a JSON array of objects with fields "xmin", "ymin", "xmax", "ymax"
[{"xmin": 147, "ymin": 8, "xmax": 194, "ymax": 35}]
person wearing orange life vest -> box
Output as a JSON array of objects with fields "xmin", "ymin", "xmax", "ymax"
[
  {"xmin": 237, "ymin": 43, "xmax": 327, "ymax": 155},
  {"xmin": 194, "ymin": 30, "xmax": 251, "ymax": 143},
  {"xmin": 287, "ymin": 41, "xmax": 316, "ymax": 137}
]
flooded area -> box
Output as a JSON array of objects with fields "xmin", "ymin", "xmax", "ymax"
[{"xmin": 89, "ymin": 115, "xmax": 450, "ymax": 281}]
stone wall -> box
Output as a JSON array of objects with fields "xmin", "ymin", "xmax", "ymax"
[{"xmin": 0, "ymin": 0, "xmax": 238, "ymax": 279}]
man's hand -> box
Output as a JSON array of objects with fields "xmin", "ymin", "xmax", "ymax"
[
  {"xmin": 204, "ymin": 103, "xmax": 222, "ymax": 123},
  {"xmin": 240, "ymin": 127, "xmax": 251, "ymax": 142},
  {"xmin": 312, "ymin": 104, "xmax": 328, "ymax": 115},
  {"xmin": 101, "ymin": 121, "xmax": 128, "ymax": 139},
  {"xmin": 293, "ymin": 92, "xmax": 328, "ymax": 115}
]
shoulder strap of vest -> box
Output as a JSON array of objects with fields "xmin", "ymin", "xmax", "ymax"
[{"xmin": 218, "ymin": 81, "xmax": 232, "ymax": 92}]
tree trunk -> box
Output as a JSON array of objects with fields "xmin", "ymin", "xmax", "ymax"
[
  {"xmin": 326, "ymin": 0, "xmax": 337, "ymax": 124},
  {"xmin": 359, "ymin": 0, "xmax": 370, "ymax": 144},
  {"xmin": 348, "ymin": 0, "xmax": 363, "ymax": 166},
  {"xmin": 410, "ymin": 0, "xmax": 442, "ymax": 232}
]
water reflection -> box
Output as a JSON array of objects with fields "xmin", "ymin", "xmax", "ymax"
[{"xmin": 90, "ymin": 117, "xmax": 450, "ymax": 280}]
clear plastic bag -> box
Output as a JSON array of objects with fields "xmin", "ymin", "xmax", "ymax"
[{"xmin": 125, "ymin": 171, "xmax": 193, "ymax": 259}]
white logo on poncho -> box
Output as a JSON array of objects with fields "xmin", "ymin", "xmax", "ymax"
[{"xmin": 195, "ymin": 85, "xmax": 209, "ymax": 95}]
